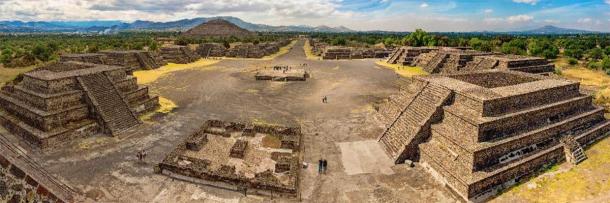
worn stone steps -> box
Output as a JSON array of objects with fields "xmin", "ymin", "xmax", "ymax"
[
  {"xmin": 380, "ymin": 83, "xmax": 452, "ymax": 163},
  {"xmin": 78, "ymin": 73, "xmax": 140, "ymax": 135}
]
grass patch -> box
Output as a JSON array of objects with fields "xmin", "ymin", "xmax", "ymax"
[
  {"xmin": 494, "ymin": 137, "xmax": 610, "ymax": 203},
  {"xmin": 375, "ymin": 61, "xmax": 428, "ymax": 78},
  {"xmin": 133, "ymin": 58, "xmax": 220, "ymax": 84},
  {"xmin": 0, "ymin": 66, "xmax": 37, "ymax": 86},
  {"xmin": 561, "ymin": 67, "xmax": 610, "ymax": 108},
  {"xmin": 251, "ymin": 118, "xmax": 278, "ymax": 127},
  {"xmin": 139, "ymin": 96, "xmax": 177, "ymax": 121},
  {"xmin": 561, "ymin": 68, "xmax": 610, "ymax": 88},
  {"xmin": 262, "ymin": 135, "xmax": 282, "ymax": 149},
  {"xmin": 304, "ymin": 40, "xmax": 321, "ymax": 60}
]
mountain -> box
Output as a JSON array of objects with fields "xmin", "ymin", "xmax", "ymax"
[
  {"xmin": 182, "ymin": 19, "xmax": 254, "ymax": 37},
  {"xmin": 517, "ymin": 25, "xmax": 597, "ymax": 35},
  {"xmin": 0, "ymin": 16, "xmax": 355, "ymax": 33}
]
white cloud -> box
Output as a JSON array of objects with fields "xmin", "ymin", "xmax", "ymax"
[
  {"xmin": 420, "ymin": 3, "xmax": 429, "ymax": 8},
  {"xmin": 507, "ymin": 14, "xmax": 534, "ymax": 23},
  {"xmin": 543, "ymin": 19, "xmax": 560, "ymax": 24},
  {"xmin": 577, "ymin": 17, "xmax": 592, "ymax": 23},
  {"xmin": 484, "ymin": 9, "xmax": 493, "ymax": 14},
  {"xmin": 606, "ymin": 0, "xmax": 610, "ymax": 5},
  {"xmin": 513, "ymin": 0, "xmax": 539, "ymax": 5}
]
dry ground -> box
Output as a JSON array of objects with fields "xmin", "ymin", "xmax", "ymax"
[{"xmin": 0, "ymin": 39, "xmax": 460, "ymax": 202}]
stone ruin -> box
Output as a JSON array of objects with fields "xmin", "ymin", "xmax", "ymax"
[
  {"xmin": 159, "ymin": 45, "xmax": 200, "ymax": 64},
  {"xmin": 157, "ymin": 120, "xmax": 302, "ymax": 197},
  {"xmin": 414, "ymin": 49, "xmax": 494, "ymax": 74},
  {"xmin": 322, "ymin": 47, "xmax": 352, "ymax": 60},
  {"xmin": 387, "ymin": 46, "xmax": 438, "ymax": 65},
  {"xmin": 321, "ymin": 46, "xmax": 391, "ymax": 60},
  {"xmin": 226, "ymin": 43, "xmax": 265, "ymax": 58},
  {"xmin": 199, "ymin": 40, "xmax": 291, "ymax": 59},
  {"xmin": 386, "ymin": 47, "xmax": 557, "ymax": 75},
  {"xmin": 0, "ymin": 61, "xmax": 159, "ymax": 150},
  {"xmin": 376, "ymin": 70, "xmax": 610, "ymax": 201},
  {"xmin": 0, "ymin": 136, "xmax": 80, "ymax": 202},
  {"xmin": 196, "ymin": 43, "xmax": 227, "ymax": 58},
  {"xmin": 61, "ymin": 50, "xmax": 162, "ymax": 70},
  {"xmin": 309, "ymin": 39, "xmax": 328, "ymax": 56},
  {"xmin": 463, "ymin": 54, "xmax": 556, "ymax": 75},
  {"xmin": 255, "ymin": 65, "xmax": 310, "ymax": 81}
]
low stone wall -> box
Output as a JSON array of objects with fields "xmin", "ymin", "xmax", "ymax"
[{"xmin": 0, "ymin": 137, "xmax": 81, "ymax": 202}]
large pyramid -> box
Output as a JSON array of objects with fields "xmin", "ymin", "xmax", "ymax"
[{"xmin": 182, "ymin": 19, "xmax": 255, "ymax": 37}]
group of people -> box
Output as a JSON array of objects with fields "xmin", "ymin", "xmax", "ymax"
[
  {"xmin": 136, "ymin": 150, "xmax": 147, "ymax": 162},
  {"xmin": 318, "ymin": 159, "xmax": 328, "ymax": 174}
]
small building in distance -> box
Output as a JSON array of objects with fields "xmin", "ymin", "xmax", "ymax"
[{"xmin": 182, "ymin": 19, "xmax": 255, "ymax": 38}]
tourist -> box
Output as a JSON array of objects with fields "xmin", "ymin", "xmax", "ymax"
[
  {"xmin": 322, "ymin": 159, "xmax": 328, "ymax": 174},
  {"xmin": 318, "ymin": 159, "xmax": 323, "ymax": 174}
]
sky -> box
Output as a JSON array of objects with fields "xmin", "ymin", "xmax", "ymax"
[{"xmin": 1, "ymin": 0, "xmax": 610, "ymax": 32}]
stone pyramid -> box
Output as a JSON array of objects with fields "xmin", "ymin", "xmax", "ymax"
[{"xmin": 182, "ymin": 19, "xmax": 255, "ymax": 38}]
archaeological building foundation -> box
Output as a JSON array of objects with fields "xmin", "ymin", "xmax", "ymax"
[
  {"xmin": 157, "ymin": 120, "xmax": 302, "ymax": 198},
  {"xmin": 377, "ymin": 70, "xmax": 609, "ymax": 201},
  {"xmin": 0, "ymin": 62, "xmax": 159, "ymax": 150}
]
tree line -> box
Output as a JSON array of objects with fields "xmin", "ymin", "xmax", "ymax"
[{"xmin": 313, "ymin": 29, "xmax": 610, "ymax": 72}]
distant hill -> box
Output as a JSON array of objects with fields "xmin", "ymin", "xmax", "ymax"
[
  {"xmin": 182, "ymin": 19, "xmax": 254, "ymax": 37},
  {"xmin": 516, "ymin": 25, "xmax": 597, "ymax": 35},
  {"xmin": 0, "ymin": 16, "xmax": 355, "ymax": 33}
]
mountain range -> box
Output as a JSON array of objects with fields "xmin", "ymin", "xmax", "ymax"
[
  {"xmin": 0, "ymin": 16, "xmax": 601, "ymax": 34},
  {"xmin": 0, "ymin": 16, "xmax": 355, "ymax": 33}
]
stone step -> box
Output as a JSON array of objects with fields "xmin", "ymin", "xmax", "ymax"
[{"xmin": 78, "ymin": 73, "xmax": 140, "ymax": 135}]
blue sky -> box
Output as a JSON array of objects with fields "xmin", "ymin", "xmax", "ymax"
[{"xmin": 1, "ymin": 0, "xmax": 609, "ymax": 32}]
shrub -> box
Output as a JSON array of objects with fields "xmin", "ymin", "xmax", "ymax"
[
  {"xmin": 587, "ymin": 61, "xmax": 601, "ymax": 69},
  {"xmin": 567, "ymin": 58, "xmax": 578, "ymax": 65}
]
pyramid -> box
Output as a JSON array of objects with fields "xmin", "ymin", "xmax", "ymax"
[{"xmin": 182, "ymin": 19, "xmax": 255, "ymax": 38}]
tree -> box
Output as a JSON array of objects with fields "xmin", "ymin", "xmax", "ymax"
[
  {"xmin": 501, "ymin": 39, "xmax": 527, "ymax": 55},
  {"xmin": 528, "ymin": 38, "xmax": 559, "ymax": 59},
  {"xmin": 588, "ymin": 48, "xmax": 604, "ymax": 60},
  {"xmin": 32, "ymin": 43, "xmax": 52, "ymax": 62},
  {"xmin": 331, "ymin": 37, "xmax": 347, "ymax": 46},
  {"xmin": 564, "ymin": 48, "xmax": 585, "ymax": 59},
  {"xmin": 403, "ymin": 29, "xmax": 433, "ymax": 47},
  {"xmin": 602, "ymin": 56, "xmax": 610, "ymax": 71},
  {"xmin": 469, "ymin": 38, "xmax": 493, "ymax": 52}
]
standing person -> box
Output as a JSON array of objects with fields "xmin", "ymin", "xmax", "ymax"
[
  {"xmin": 318, "ymin": 159, "xmax": 323, "ymax": 174},
  {"xmin": 322, "ymin": 159, "xmax": 328, "ymax": 174}
]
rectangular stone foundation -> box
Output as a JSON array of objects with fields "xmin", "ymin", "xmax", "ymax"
[{"xmin": 158, "ymin": 120, "xmax": 303, "ymax": 198}]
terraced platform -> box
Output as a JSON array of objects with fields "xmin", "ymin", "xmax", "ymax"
[
  {"xmin": 0, "ymin": 62, "xmax": 158, "ymax": 150},
  {"xmin": 378, "ymin": 70, "xmax": 610, "ymax": 201}
]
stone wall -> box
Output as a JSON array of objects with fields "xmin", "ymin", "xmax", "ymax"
[
  {"xmin": 159, "ymin": 46, "xmax": 200, "ymax": 64},
  {"xmin": 0, "ymin": 137, "xmax": 80, "ymax": 202}
]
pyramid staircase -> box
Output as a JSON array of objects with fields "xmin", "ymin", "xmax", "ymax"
[
  {"xmin": 379, "ymin": 83, "xmax": 452, "ymax": 163},
  {"xmin": 560, "ymin": 135, "xmax": 587, "ymax": 165},
  {"xmin": 424, "ymin": 53, "xmax": 448, "ymax": 73},
  {"xmin": 134, "ymin": 52, "xmax": 159, "ymax": 70},
  {"xmin": 77, "ymin": 73, "xmax": 140, "ymax": 135},
  {"xmin": 387, "ymin": 48, "xmax": 405, "ymax": 64}
]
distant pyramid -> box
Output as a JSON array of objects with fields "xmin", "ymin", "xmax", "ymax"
[{"xmin": 182, "ymin": 19, "xmax": 255, "ymax": 37}]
